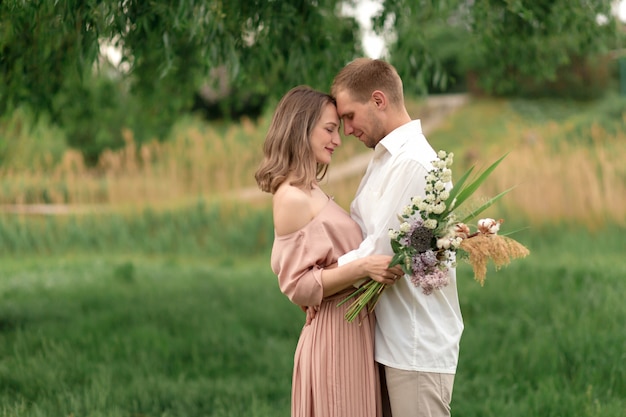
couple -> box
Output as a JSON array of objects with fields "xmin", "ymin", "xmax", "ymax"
[{"xmin": 255, "ymin": 58, "xmax": 464, "ymax": 417}]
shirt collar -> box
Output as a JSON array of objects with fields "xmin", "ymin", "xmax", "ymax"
[{"xmin": 374, "ymin": 120, "xmax": 423, "ymax": 158}]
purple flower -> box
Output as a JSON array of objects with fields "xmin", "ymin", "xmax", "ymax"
[
  {"xmin": 410, "ymin": 250, "xmax": 438, "ymax": 275},
  {"xmin": 411, "ymin": 268, "xmax": 449, "ymax": 295},
  {"xmin": 419, "ymin": 250, "xmax": 438, "ymax": 267},
  {"xmin": 408, "ymin": 249, "xmax": 450, "ymax": 294}
]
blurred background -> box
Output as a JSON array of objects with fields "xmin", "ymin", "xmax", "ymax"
[{"xmin": 0, "ymin": 1, "xmax": 624, "ymax": 416}]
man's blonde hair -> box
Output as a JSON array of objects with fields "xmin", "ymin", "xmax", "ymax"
[
  {"xmin": 331, "ymin": 58, "xmax": 404, "ymax": 106},
  {"xmin": 255, "ymin": 86, "xmax": 334, "ymax": 194}
]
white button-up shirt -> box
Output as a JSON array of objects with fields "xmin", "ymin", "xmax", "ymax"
[{"xmin": 338, "ymin": 120, "xmax": 464, "ymax": 374}]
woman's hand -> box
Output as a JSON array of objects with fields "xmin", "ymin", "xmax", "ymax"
[
  {"xmin": 362, "ymin": 255, "xmax": 405, "ymax": 285},
  {"xmin": 320, "ymin": 254, "xmax": 404, "ymax": 298},
  {"xmin": 300, "ymin": 305, "xmax": 319, "ymax": 325}
]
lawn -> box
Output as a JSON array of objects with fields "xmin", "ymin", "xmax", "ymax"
[
  {"xmin": 1, "ymin": 93, "xmax": 625, "ymax": 416},
  {"xmin": 0, "ymin": 225, "xmax": 624, "ymax": 416},
  {"xmin": 0, "ymin": 254, "xmax": 297, "ymax": 417}
]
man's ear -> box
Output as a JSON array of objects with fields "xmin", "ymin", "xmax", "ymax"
[{"xmin": 371, "ymin": 90, "xmax": 387, "ymax": 109}]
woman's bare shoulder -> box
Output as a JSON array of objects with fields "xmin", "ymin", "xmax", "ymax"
[{"xmin": 273, "ymin": 184, "xmax": 314, "ymax": 236}]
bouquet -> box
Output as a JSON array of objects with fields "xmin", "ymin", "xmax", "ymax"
[{"xmin": 339, "ymin": 150, "xmax": 529, "ymax": 322}]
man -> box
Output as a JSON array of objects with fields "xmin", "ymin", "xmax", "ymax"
[{"xmin": 332, "ymin": 58, "xmax": 464, "ymax": 417}]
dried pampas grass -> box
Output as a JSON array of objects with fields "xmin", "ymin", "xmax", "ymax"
[{"xmin": 459, "ymin": 234, "xmax": 530, "ymax": 285}]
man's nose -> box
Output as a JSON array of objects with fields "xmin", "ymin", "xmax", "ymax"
[{"xmin": 343, "ymin": 121, "xmax": 354, "ymax": 136}]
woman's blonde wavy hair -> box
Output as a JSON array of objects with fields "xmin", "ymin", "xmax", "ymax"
[{"xmin": 255, "ymin": 85, "xmax": 335, "ymax": 194}]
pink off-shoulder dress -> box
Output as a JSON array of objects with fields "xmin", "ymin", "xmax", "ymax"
[{"xmin": 271, "ymin": 198, "xmax": 382, "ymax": 417}]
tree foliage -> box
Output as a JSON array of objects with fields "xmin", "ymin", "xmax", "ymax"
[
  {"xmin": 0, "ymin": 0, "xmax": 361, "ymax": 160},
  {"xmin": 374, "ymin": 0, "xmax": 619, "ymax": 96},
  {"xmin": 0, "ymin": 0, "xmax": 622, "ymax": 161},
  {"xmin": 0, "ymin": 0, "xmax": 361, "ymax": 112}
]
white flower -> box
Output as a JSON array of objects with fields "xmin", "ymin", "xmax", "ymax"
[
  {"xmin": 478, "ymin": 218, "xmax": 501, "ymax": 234},
  {"xmin": 400, "ymin": 222, "xmax": 411, "ymax": 233},
  {"xmin": 439, "ymin": 190, "xmax": 450, "ymax": 200},
  {"xmin": 454, "ymin": 223, "xmax": 471, "ymax": 239},
  {"xmin": 437, "ymin": 237, "xmax": 451, "ymax": 249},
  {"xmin": 434, "ymin": 181, "xmax": 445, "ymax": 191},
  {"xmin": 438, "ymin": 150, "xmax": 447, "ymax": 159},
  {"xmin": 411, "ymin": 196, "xmax": 422, "ymax": 206},
  {"xmin": 432, "ymin": 202, "xmax": 446, "ymax": 214},
  {"xmin": 417, "ymin": 201, "xmax": 430, "ymax": 211},
  {"xmin": 424, "ymin": 219, "xmax": 438, "ymax": 229},
  {"xmin": 388, "ymin": 229, "xmax": 400, "ymax": 240},
  {"xmin": 402, "ymin": 205, "xmax": 413, "ymax": 216}
]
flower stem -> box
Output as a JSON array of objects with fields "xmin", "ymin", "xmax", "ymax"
[{"xmin": 344, "ymin": 281, "xmax": 386, "ymax": 322}]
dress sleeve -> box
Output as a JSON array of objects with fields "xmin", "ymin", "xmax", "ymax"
[{"xmin": 271, "ymin": 229, "xmax": 328, "ymax": 307}]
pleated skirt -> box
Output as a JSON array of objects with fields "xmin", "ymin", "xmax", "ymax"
[{"xmin": 291, "ymin": 290, "xmax": 382, "ymax": 417}]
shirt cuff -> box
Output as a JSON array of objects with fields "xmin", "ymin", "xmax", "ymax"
[
  {"xmin": 338, "ymin": 251, "xmax": 367, "ymax": 288},
  {"xmin": 338, "ymin": 250, "xmax": 358, "ymax": 267}
]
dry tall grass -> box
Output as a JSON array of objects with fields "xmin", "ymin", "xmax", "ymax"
[
  {"xmin": 460, "ymin": 119, "xmax": 626, "ymax": 228},
  {"xmin": 0, "ymin": 115, "xmax": 367, "ymax": 209},
  {"xmin": 1, "ymin": 101, "xmax": 624, "ymax": 229}
]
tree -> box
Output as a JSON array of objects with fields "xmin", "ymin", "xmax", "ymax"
[
  {"xmin": 0, "ymin": 0, "xmax": 361, "ymax": 160},
  {"xmin": 469, "ymin": 0, "xmax": 618, "ymax": 95},
  {"xmin": 373, "ymin": 0, "xmax": 619, "ymax": 96},
  {"xmin": 1, "ymin": 0, "xmax": 621, "ymax": 162}
]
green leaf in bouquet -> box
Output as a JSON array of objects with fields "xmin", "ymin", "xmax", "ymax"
[
  {"xmin": 459, "ymin": 186, "xmax": 514, "ymax": 224},
  {"xmin": 448, "ymin": 153, "xmax": 508, "ymax": 213},
  {"xmin": 391, "ymin": 238, "xmax": 402, "ymax": 254},
  {"xmin": 389, "ymin": 251, "xmax": 404, "ymax": 267},
  {"xmin": 443, "ymin": 166, "xmax": 475, "ymax": 216},
  {"xmin": 500, "ymin": 226, "xmax": 530, "ymax": 237}
]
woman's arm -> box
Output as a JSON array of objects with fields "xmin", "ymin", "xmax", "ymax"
[
  {"xmin": 272, "ymin": 184, "xmax": 402, "ymax": 302},
  {"xmin": 321, "ymin": 255, "xmax": 403, "ymax": 297}
]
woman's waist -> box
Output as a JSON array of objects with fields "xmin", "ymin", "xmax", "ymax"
[{"xmin": 322, "ymin": 286, "xmax": 357, "ymax": 302}]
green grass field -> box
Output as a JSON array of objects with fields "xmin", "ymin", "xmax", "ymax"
[
  {"xmin": 0, "ymin": 226, "xmax": 624, "ymax": 417},
  {"xmin": 0, "ymin": 254, "xmax": 298, "ymax": 417},
  {"xmin": 1, "ymin": 93, "xmax": 625, "ymax": 416}
]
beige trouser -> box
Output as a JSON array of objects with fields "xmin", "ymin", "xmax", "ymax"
[{"xmin": 380, "ymin": 364, "xmax": 455, "ymax": 417}]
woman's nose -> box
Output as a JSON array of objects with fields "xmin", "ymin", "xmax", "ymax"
[{"xmin": 332, "ymin": 131, "xmax": 341, "ymax": 146}]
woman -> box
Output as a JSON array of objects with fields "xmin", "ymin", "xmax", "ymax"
[{"xmin": 255, "ymin": 85, "xmax": 403, "ymax": 417}]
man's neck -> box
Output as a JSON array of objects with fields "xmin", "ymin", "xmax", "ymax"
[{"xmin": 385, "ymin": 107, "xmax": 412, "ymax": 135}]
